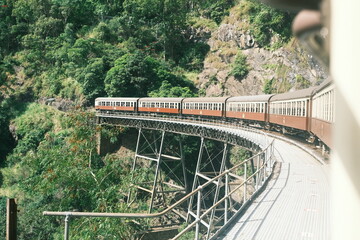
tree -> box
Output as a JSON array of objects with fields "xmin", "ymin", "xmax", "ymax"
[
  {"xmin": 104, "ymin": 52, "xmax": 153, "ymax": 97},
  {"xmin": 229, "ymin": 50, "xmax": 249, "ymax": 80},
  {"xmin": 148, "ymin": 80, "xmax": 195, "ymax": 97},
  {"xmin": 77, "ymin": 58, "xmax": 106, "ymax": 102}
]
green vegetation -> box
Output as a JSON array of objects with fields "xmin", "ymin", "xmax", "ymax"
[
  {"xmin": 229, "ymin": 50, "xmax": 249, "ymax": 80},
  {"xmin": 234, "ymin": 0, "xmax": 293, "ymax": 48},
  {"xmin": 262, "ymin": 64, "xmax": 294, "ymax": 94},
  {"xmin": 263, "ymin": 78, "xmax": 276, "ymax": 94},
  {"xmin": 0, "ymin": 197, "xmax": 5, "ymax": 239},
  {"xmin": 0, "ymin": 1, "xmax": 238, "ymax": 237},
  {"xmin": 0, "ymin": 0, "xmax": 295, "ymax": 238},
  {"xmin": 295, "ymin": 74, "xmax": 311, "ymax": 89},
  {"xmin": 1, "ymin": 105, "xmax": 150, "ymax": 239}
]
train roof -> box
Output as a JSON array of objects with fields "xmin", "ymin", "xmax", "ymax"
[
  {"xmin": 227, "ymin": 94, "xmax": 274, "ymax": 103},
  {"xmin": 313, "ymin": 79, "xmax": 333, "ymax": 93},
  {"xmin": 183, "ymin": 97, "xmax": 229, "ymax": 103},
  {"xmin": 139, "ymin": 97, "xmax": 184, "ymax": 102},
  {"xmin": 95, "ymin": 97, "xmax": 140, "ymax": 102},
  {"xmin": 270, "ymin": 87, "xmax": 318, "ymax": 101}
]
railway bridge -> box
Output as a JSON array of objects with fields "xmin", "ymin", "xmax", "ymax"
[{"xmin": 44, "ymin": 112, "xmax": 330, "ymax": 240}]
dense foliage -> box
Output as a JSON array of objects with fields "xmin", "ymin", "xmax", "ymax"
[
  {"xmin": 1, "ymin": 104, "xmax": 150, "ymax": 239},
  {"xmin": 0, "ymin": 0, "xmax": 235, "ymax": 238},
  {"xmin": 235, "ymin": 0, "xmax": 293, "ymax": 48},
  {"xmin": 0, "ymin": 0, "xmax": 293, "ymax": 238},
  {"xmin": 229, "ymin": 50, "xmax": 249, "ymax": 80}
]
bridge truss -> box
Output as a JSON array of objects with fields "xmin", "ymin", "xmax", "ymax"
[{"xmin": 44, "ymin": 113, "xmax": 275, "ymax": 240}]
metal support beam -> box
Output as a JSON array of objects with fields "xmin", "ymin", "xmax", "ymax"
[
  {"xmin": 179, "ymin": 137, "xmax": 188, "ymax": 193},
  {"xmin": 187, "ymin": 137, "xmax": 205, "ymax": 223},
  {"xmin": 206, "ymin": 143, "xmax": 228, "ymax": 239},
  {"xmin": 149, "ymin": 131, "xmax": 165, "ymax": 213},
  {"xmin": 6, "ymin": 198, "xmax": 17, "ymax": 240},
  {"xmin": 195, "ymin": 190, "xmax": 202, "ymax": 240},
  {"xmin": 244, "ymin": 162, "xmax": 247, "ymax": 203},
  {"xmin": 64, "ymin": 215, "xmax": 70, "ymax": 240},
  {"xmin": 127, "ymin": 128, "xmax": 142, "ymax": 205}
]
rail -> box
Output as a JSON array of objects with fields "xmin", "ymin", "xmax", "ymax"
[
  {"xmin": 44, "ymin": 112, "xmax": 275, "ymax": 239},
  {"xmin": 97, "ymin": 111, "xmax": 271, "ymax": 150}
]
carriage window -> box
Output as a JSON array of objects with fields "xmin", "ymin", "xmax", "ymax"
[{"xmin": 302, "ymin": 101, "xmax": 306, "ymax": 116}]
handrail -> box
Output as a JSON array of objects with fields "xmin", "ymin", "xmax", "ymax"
[
  {"xmin": 43, "ymin": 140, "xmax": 274, "ymax": 219},
  {"xmin": 173, "ymin": 140, "xmax": 274, "ymax": 239},
  {"xmin": 97, "ymin": 111, "xmax": 270, "ymax": 149},
  {"xmin": 96, "ymin": 111, "xmax": 267, "ymax": 136},
  {"xmin": 44, "ymin": 113, "xmax": 275, "ymax": 240}
]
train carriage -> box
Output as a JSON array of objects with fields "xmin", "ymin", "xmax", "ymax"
[
  {"xmin": 95, "ymin": 80, "xmax": 334, "ymax": 150},
  {"xmin": 226, "ymin": 95, "xmax": 273, "ymax": 123},
  {"xmin": 269, "ymin": 87, "xmax": 317, "ymax": 132},
  {"xmin": 311, "ymin": 80, "xmax": 334, "ymax": 148},
  {"xmin": 95, "ymin": 97, "xmax": 139, "ymax": 113},
  {"xmin": 182, "ymin": 97, "xmax": 229, "ymax": 117},
  {"xmin": 138, "ymin": 98, "xmax": 183, "ymax": 114}
]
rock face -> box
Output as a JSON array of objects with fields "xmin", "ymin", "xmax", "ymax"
[
  {"xmin": 216, "ymin": 24, "xmax": 255, "ymax": 49},
  {"xmin": 38, "ymin": 97, "xmax": 75, "ymax": 112},
  {"xmin": 196, "ymin": 8, "xmax": 327, "ymax": 97}
]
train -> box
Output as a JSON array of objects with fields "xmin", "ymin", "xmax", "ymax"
[{"xmin": 95, "ymin": 80, "xmax": 334, "ymax": 149}]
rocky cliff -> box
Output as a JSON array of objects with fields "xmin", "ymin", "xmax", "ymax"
[{"xmin": 195, "ymin": 5, "xmax": 327, "ymax": 97}]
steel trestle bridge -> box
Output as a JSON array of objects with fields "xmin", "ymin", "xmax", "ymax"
[{"xmin": 44, "ymin": 112, "xmax": 330, "ymax": 240}]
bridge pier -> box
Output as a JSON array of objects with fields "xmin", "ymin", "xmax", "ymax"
[
  {"xmin": 127, "ymin": 128, "xmax": 188, "ymax": 216},
  {"xmin": 187, "ymin": 138, "xmax": 232, "ymax": 239},
  {"xmin": 96, "ymin": 126, "xmax": 122, "ymax": 156}
]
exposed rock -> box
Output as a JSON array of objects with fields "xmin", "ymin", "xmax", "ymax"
[
  {"xmin": 217, "ymin": 24, "xmax": 254, "ymax": 49},
  {"xmin": 38, "ymin": 97, "xmax": 75, "ymax": 112},
  {"xmin": 9, "ymin": 124, "xmax": 18, "ymax": 142},
  {"xmin": 196, "ymin": 6, "xmax": 327, "ymax": 97}
]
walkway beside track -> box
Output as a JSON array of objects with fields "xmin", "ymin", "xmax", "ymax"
[{"xmin": 218, "ymin": 138, "xmax": 331, "ymax": 240}]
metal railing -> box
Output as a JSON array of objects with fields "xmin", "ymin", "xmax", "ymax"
[
  {"xmin": 176, "ymin": 140, "xmax": 274, "ymax": 239},
  {"xmin": 97, "ymin": 111, "xmax": 270, "ymax": 149},
  {"xmin": 43, "ymin": 114, "xmax": 275, "ymax": 240},
  {"xmin": 43, "ymin": 139, "xmax": 275, "ymax": 240}
]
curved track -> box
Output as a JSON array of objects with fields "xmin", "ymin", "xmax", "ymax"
[{"xmin": 98, "ymin": 114, "xmax": 331, "ymax": 239}]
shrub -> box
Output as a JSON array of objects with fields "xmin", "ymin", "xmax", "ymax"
[{"xmin": 229, "ymin": 51, "xmax": 249, "ymax": 80}]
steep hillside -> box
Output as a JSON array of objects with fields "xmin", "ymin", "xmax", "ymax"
[{"xmin": 195, "ymin": 2, "xmax": 327, "ymax": 96}]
